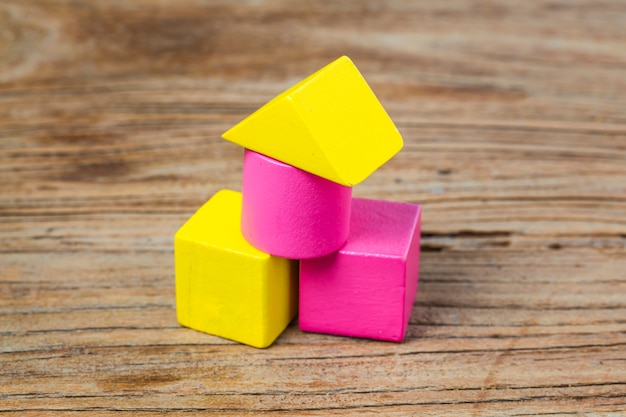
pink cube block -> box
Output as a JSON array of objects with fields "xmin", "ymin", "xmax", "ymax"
[
  {"xmin": 241, "ymin": 149, "xmax": 352, "ymax": 259},
  {"xmin": 299, "ymin": 198, "xmax": 422, "ymax": 342}
]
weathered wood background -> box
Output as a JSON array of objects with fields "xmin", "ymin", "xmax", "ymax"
[{"xmin": 1, "ymin": 1, "xmax": 625, "ymax": 415}]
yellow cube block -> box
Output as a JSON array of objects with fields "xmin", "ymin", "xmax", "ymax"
[
  {"xmin": 222, "ymin": 56, "xmax": 403, "ymax": 187},
  {"xmin": 174, "ymin": 190, "xmax": 298, "ymax": 348}
]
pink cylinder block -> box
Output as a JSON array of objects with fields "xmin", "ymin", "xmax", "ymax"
[{"xmin": 241, "ymin": 149, "xmax": 352, "ymax": 259}]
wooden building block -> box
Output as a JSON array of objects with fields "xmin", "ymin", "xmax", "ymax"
[
  {"xmin": 174, "ymin": 190, "xmax": 298, "ymax": 348},
  {"xmin": 241, "ymin": 149, "xmax": 352, "ymax": 259},
  {"xmin": 299, "ymin": 198, "xmax": 421, "ymax": 342},
  {"xmin": 222, "ymin": 56, "xmax": 403, "ymax": 187}
]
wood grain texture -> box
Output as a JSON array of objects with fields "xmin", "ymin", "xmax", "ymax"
[{"xmin": 1, "ymin": 0, "xmax": 625, "ymax": 415}]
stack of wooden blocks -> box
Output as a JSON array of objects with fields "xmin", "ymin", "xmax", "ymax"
[{"xmin": 175, "ymin": 56, "xmax": 422, "ymax": 348}]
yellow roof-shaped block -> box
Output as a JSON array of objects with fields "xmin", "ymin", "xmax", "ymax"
[{"xmin": 222, "ymin": 56, "xmax": 403, "ymax": 186}]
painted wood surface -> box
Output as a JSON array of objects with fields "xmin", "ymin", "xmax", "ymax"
[
  {"xmin": 174, "ymin": 190, "xmax": 298, "ymax": 349},
  {"xmin": 241, "ymin": 149, "xmax": 352, "ymax": 259},
  {"xmin": 1, "ymin": 0, "xmax": 625, "ymax": 415}
]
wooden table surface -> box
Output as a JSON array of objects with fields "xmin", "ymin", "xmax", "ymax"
[{"xmin": 2, "ymin": 1, "xmax": 625, "ymax": 415}]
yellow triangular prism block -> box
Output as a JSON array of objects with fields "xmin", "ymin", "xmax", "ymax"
[{"xmin": 222, "ymin": 56, "xmax": 403, "ymax": 186}]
